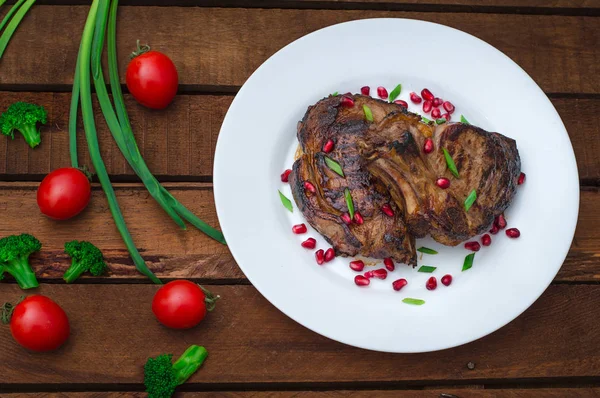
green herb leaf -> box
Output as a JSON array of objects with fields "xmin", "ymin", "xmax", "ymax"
[
  {"xmin": 403, "ymin": 298, "xmax": 425, "ymax": 305},
  {"xmin": 421, "ymin": 117, "xmax": 431, "ymax": 124},
  {"xmin": 460, "ymin": 115, "xmax": 470, "ymax": 124},
  {"xmin": 325, "ymin": 156, "xmax": 344, "ymax": 177},
  {"xmin": 442, "ymin": 148, "xmax": 460, "ymax": 178},
  {"xmin": 435, "ymin": 118, "xmax": 447, "ymax": 125},
  {"xmin": 388, "ymin": 84, "xmax": 402, "ymax": 102},
  {"xmin": 344, "ymin": 188, "xmax": 355, "ymax": 219},
  {"xmin": 417, "ymin": 247, "xmax": 438, "ymax": 255},
  {"xmin": 278, "ymin": 190, "xmax": 293, "ymax": 213},
  {"xmin": 462, "ymin": 253, "xmax": 475, "ymax": 272},
  {"xmin": 363, "ymin": 105, "xmax": 373, "ymax": 122},
  {"xmin": 332, "ymin": 91, "xmax": 338, "ymax": 96},
  {"xmin": 464, "ymin": 189, "xmax": 477, "ymax": 212},
  {"xmin": 418, "ymin": 265, "xmax": 437, "ymax": 273}
]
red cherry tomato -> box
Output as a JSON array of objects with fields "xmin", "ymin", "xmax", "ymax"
[
  {"xmin": 126, "ymin": 50, "xmax": 178, "ymax": 110},
  {"xmin": 9, "ymin": 295, "xmax": 70, "ymax": 352},
  {"xmin": 37, "ymin": 167, "xmax": 91, "ymax": 220},
  {"xmin": 152, "ymin": 280, "xmax": 218, "ymax": 329}
]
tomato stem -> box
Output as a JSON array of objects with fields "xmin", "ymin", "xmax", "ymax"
[
  {"xmin": 129, "ymin": 39, "xmax": 150, "ymax": 59},
  {"xmin": 199, "ymin": 285, "xmax": 220, "ymax": 312}
]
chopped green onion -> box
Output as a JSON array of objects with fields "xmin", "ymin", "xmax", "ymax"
[
  {"xmin": 363, "ymin": 105, "xmax": 373, "ymax": 122},
  {"xmin": 462, "ymin": 253, "xmax": 475, "ymax": 272},
  {"xmin": 464, "ymin": 189, "xmax": 477, "ymax": 212},
  {"xmin": 331, "ymin": 92, "xmax": 338, "ymax": 96},
  {"xmin": 418, "ymin": 265, "xmax": 437, "ymax": 273},
  {"xmin": 460, "ymin": 115, "xmax": 470, "ymax": 124},
  {"xmin": 324, "ymin": 156, "xmax": 344, "ymax": 177},
  {"xmin": 403, "ymin": 298, "xmax": 425, "ymax": 306},
  {"xmin": 388, "ymin": 84, "xmax": 402, "ymax": 102},
  {"xmin": 417, "ymin": 247, "xmax": 438, "ymax": 255},
  {"xmin": 279, "ymin": 190, "xmax": 293, "ymax": 213},
  {"xmin": 421, "ymin": 117, "xmax": 431, "ymax": 124},
  {"xmin": 344, "ymin": 188, "xmax": 355, "ymax": 218},
  {"xmin": 442, "ymin": 148, "xmax": 460, "ymax": 178},
  {"xmin": 435, "ymin": 118, "xmax": 447, "ymax": 125}
]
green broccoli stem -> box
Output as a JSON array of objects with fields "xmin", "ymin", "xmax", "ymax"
[
  {"xmin": 17, "ymin": 124, "xmax": 41, "ymax": 148},
  {"xmin": 77, "ymin": 0, "xmax": 160, "ymax": 285},
  {"xmin": 6, "ymin": 257, "xmax": 39, "ymax": 290},
  {"xmin": 172, "ymin": 345, "xmax": 208, "ymax": 386},
  {"xmin": 62, "ymin": 260, "xmax": 86, "ymax": 284}
]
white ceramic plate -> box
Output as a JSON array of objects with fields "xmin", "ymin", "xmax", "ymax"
[{"xmin": 213, "ymin": 19, "xmax": 579, "ymax": 353}]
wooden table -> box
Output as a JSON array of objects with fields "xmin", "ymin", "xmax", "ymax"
[{"xmin": 0, "ymin": 0, "xmax": 599, "ymax": 396}]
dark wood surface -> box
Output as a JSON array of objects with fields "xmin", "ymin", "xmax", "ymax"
[{"xmin": 0, "ymin": 0, "xmax": 597, "ymax": 396}]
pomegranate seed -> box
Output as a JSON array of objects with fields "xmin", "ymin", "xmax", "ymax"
[
  {"xmin": 394, "ymin": 99, "xmax": 408, "ymax": 108},
  {"xmin": 355, "ymin": 275, "xmax": 370, "ymax": 286},
  {"xmin": 518, "ymin": 172, "xmax": 526, "ymax": 185},
  {"xmin": 423, "ymin": 138, "xmax": 434, "ymax": 154},
  {"xmin": 381, "ymin": 203, "xmax": 395, "ymax": 217},
  {"xmin": 436, "ymin": 177, "xmax": 450, "ymax": 189},
  {"xmin": 340, "ymin": 212, "xmax": 352, "ymax": 225},
  {"xmin": 360, "ymin": 86, "xmax": 370, "ymax": 96},
  {"xmin": 292, "ymin": 224, "xmax": 307, "ymax": 234},
  {"xmin": 409, "ymin": 92, "xmax": 422, "ymax": 104},
  {"xmin": 315, "ymin": 249, "xmax": 325, "ymax": 265},
  {"xmin": 364, "ymin": 270, "xmax": 374, "ymax": 279},
  {"xmin": 421, "ymin": 88, "xmax": 434, "ymax": 101},
  {"xmin": 423, "ymin": 100, "xmax": 433, "ymax": 113},
  {"xmin": 350, "ymin": 260, "xmax": 365, "ymax": 272},
  {"xmin": 280, "ymin": 169, "xmax": 292, "ymax": 182},
  {"xmin": 489, "ymin": 224, "xmax": 499, "ymax": 235},
  {"xmin": 442, "ymin": 112, "xmax": 451, "ymax": 121},
  {"xmin": 431, "ymin": 108, "xmax": 441, "ymax": 119},
  {"xmin": 304, "ymin": 181, "xmax": 316, "ymax": 193},
  {"xmin": 432, "ymin": 97, "xmax": 443, "ymax": 107},
  {"xmin": 323, "ymin": 139, "xmax": 334, "ymax": 153},
  {"xmin": 353, "ymin": 211, "xmax": 364, "ymax": 225},
  {"xmin": 441, "ymin": 274, "xmax": 452, "ymax": 286},
  {"xmin": 464, "ymin": 241, "xmax": 481, "ymax": 252},
  {"xmin": 383, "ymin": 258, "xmax": 395, "ymax": 272},
  {"xmin": 324, "ymin": 248, "xmax": 336, "ymax": 262},
  {"xmin": 443, "ymin": 101, "xmax": 455, "ymax": 114},
  {"xmin": 506, "ymin": 228, "xmax": 521, "ymax": 238},
  {"xmin": 392, "ymin": 278, "xmax": 408, "ymax": 291},
  {"xmin": 301, "ymin": 238, "xmax": 316, "ymax": 249},
  {"xmin": 372, "ymin": 268, "xmax": 388, "ymax": 280},
  {"xmin": 495, "ymin": 214, "xmax": 507, "ymax": 229},
  {"xmin": 340, "ymin": 96, "xmax": 354, "ymax": 107},
  {"xmin": 377, "ymin": 86, "xmax": 388, "ymax": 99},
  {"xmin": 481, "ymin": 234, "xmax": 492, "ymax": 246},
  {"xmin": 426, "ymin": 276, "xmax": 437, "ymax": 290}
]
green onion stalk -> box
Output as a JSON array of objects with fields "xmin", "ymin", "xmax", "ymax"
[
  {"xmin": 0, "ymin": 0, "xmax": 35, "ymax": 59},
  {"xmin": 0, "ymin": 0, "xmax": 7, "ymax": 11},
  {"xmin": 72, "ymin": 0, "xmax": 160, "ymax": 284}
]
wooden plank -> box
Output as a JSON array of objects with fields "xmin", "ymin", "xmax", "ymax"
[
  {"xmin": 0, "ymin": 284, "xmax": 599, "ymax": 384},
  {"xmin": 0, "ymin": 182, "xmax": 596, "ymax": 282},
  {"xmin": 0, "ymin": 93, "xmax": 598, "ymax": 184},
  {"xmin": 5, "ymin": 389, "xmax": 600, "ymax": 397},
  {"xmin": 0, "ymin": 7, "xmax": 599, "ymax": 94}
]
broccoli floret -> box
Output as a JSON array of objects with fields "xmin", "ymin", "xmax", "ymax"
[
  {"xmin": 63, "ymin": 240, "xmax": 107, "ymax": 283},
  {"xmin": 0, "ymin": 102, "xmax": 47, "ymax": 148},
  {"xmin": 144, "ymin": 345, "xmax": 208, "ymax": 398},
  {"xmin": 0, "ymin": 234, "xmax": 41, "ymax": 290}
]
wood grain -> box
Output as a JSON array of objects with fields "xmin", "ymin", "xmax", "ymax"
[
  {"xmin": 5, "ymin": 389, "xmax": 600, "ymax": 397},
  {"xmin": 0, "ymin": 284, "xmax": 599, "ymax": 385},
  {"xmin": 0, "ymin": 7, "xmax": 599, "ymax": 94},
  {"xmin": 0, "ymin": 93, "xmax": 598, "ymax": 184},
  {"xmin": 0, "ymin": 182, "xmax": 595, "ymax": 282}
]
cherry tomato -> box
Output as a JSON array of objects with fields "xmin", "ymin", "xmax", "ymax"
[
  {"xmin": 126, "ymin": 50, "xmax": 178, "ymax": 110},
  {"xmin": 9, "ymin": 295, "xmax": 70, "ymax": 352},
  {"xmin": 152, "ymin": 280, "xmax": 218, "ymax": 329},
  {"xmin": 37, "ymin": 167, "xmax": 91, "ymax": 220}
]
